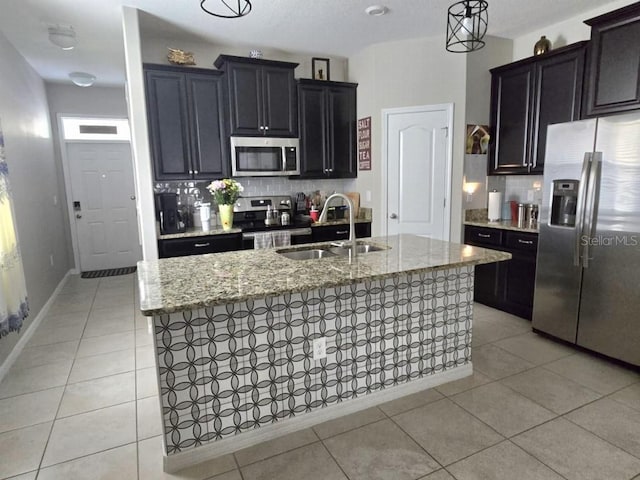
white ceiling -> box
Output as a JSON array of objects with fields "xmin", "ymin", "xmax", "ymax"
[{"xmin": 0, "ymin": 0, "xmax": 624, "ymax": 87}]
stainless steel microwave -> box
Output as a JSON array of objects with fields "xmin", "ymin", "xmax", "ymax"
[{"xmin": 230, "ymin": 137, "xmax": 300, "ymax": 177}]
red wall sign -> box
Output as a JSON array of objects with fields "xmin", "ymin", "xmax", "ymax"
[{"xmin": 358, "ymin": 116, "xmax": 371, "ymax": 171}]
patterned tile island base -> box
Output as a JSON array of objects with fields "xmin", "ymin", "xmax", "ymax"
[{"xmin": 153, "ymin": 266, "xmax": 474, "ymax": 472}]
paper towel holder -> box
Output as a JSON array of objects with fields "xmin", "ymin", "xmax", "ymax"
[{"xmin": 488, "ymin": 190, "xmax": 502, "ymax": 222}]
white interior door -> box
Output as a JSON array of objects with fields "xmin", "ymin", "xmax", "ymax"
[
  {"xmin": 66, "ymin": 142, "xmax": 141, "ymax": 271},
  {"xmin": 384, "ymin": 104, "xmax": 452, "ymax": 240}
]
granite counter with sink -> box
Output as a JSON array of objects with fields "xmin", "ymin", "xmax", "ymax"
[{"xmin": 137, "ymin": 234, "xmax": 511, "ymax": 472}]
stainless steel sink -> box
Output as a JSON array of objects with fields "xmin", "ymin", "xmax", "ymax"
[
  {"xmin": 277, "ymin": 249, "xmax": 337, "ymax": 260},
  {"xmin": 328, "ymin": 244, "xmax": 389, "ymax": 256},
  {"xmin": 277, "ymin": 242, "xmax": 389, "ymax": 260}
]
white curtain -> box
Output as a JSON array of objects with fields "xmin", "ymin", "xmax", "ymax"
[{"xmin": 0, "ymin": 120, "xmax": 29, "ymax": 337}]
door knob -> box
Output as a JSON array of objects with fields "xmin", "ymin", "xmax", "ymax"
[
  {"xmin": 390, "ymin": 213, "xmax": 398, "ymax": 219},
  {"xmin": 130, "ymin": 195, "xmax": 136, "ymax": 200},
  {"xmin": 76, "ymin": 214, "xmax": 82, "ymax": 219}
]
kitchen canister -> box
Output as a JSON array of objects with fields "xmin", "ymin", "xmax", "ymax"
[
  {"xmin": 501, "ymin": 202, "xmax": 512, "ymax": 221},
  {"xmin": 517, "ymin": 203, "xmax": 526, "ymax": 228},
  {"xmin": 488, "ymin": 190, "xmax": 503, "ymax": 221},
  {"xmin": 199, "ymin": 203, "xmax": 211, "ymax": 231}
]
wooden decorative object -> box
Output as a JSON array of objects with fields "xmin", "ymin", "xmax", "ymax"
[{"xmin": 167, "ymin": 48, "xmax": 196, "ymax": 65}]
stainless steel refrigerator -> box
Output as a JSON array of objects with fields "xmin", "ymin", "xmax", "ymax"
[{"xmin": 532, "ymin": 112, "xmax": 640, "ymax": 367}]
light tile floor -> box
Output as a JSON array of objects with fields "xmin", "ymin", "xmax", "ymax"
[{"xmin": 0, "ymin": 275, "xmax": 639, "ymax": 479}]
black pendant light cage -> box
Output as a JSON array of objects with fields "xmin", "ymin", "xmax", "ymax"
[
  {"xmin": 446, "ymin": 0, "xmax": 488, "ymax": 53},
  {"xmin": 200, "ymin": 0, "xmax": 252, "ymax": 18}
]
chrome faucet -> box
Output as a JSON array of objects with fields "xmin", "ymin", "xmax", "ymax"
[{"xmin": 318, "ymin": 193, "xmax": 356, "ymax": 258}]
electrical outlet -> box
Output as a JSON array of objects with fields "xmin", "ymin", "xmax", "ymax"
[
  {"xmin": 313, "ymin": 337, "xmax": 326, "ymax": 360},
  {"xmin": 366, "ymin": 190, "xmax": 372, "ymax": 202},
  {"xmin": 53, "ymin": 194, "xmax": 58, "ymax": 206},
  {"xmin": 527, "ymin": 189, "xmax": 534, "ymax": 202},
  {"xmin": 49, "ymin": 254, "xmax": 54, "ymax": 267}
]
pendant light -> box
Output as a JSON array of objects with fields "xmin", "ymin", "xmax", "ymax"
[
  {"xmin": 446, "ymin": 0, "xmax": 488, "ymax": 53},
  {"xmin": 200, "ymin": 0, "xmax": 252, "ymax": 18}
]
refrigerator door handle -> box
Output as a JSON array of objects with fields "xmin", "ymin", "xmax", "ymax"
[
  {"xmin": 582, "ymin": 152, "xmax": 602, "ymax": 269},
  {"xmin": 574, "ymin": 153, "xmax": 592, "ymax": 267}
]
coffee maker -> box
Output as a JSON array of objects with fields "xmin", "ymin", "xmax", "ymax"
[{"xmin": 156, "ymin": 193, "xmax": 186, "ymax": 234}]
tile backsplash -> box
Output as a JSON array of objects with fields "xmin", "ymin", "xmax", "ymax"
[
  {"xmin": 488, "ymin": 175, "xmax": 544, "ymax": 205},
  {"xmin": 154, "ymin": 177, "xmax": 357, "ymax": 206}
]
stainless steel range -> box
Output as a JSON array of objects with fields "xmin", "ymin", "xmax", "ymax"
[{"xmin": 233, "ymin": 196, "xmax": 312, "ymax": 248}]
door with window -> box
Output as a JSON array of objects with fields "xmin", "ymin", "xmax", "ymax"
[{"xmin": 66, "ymin": 142, "xmax": 141, "ymax": 271}]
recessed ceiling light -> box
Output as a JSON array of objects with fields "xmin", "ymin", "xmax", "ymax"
[
  {"xmin": 69, "ymin": 72, "xmax": 96, "ymax": 87},
  {"xmin": 365, "ymin": 5, "xmax": 389, "ymax": 16}
]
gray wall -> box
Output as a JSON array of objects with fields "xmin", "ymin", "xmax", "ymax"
[
  {"xmin": 463, "ymin": 36, "xmax": 513, "ymax": 211},
  {"xmin": 45, "ymin": 83, "xmax": 128, "ymax": 268},
  {"xmin": 348, "ymin": 36, "xmax": 467, "ymax": 241},
  {"xmin": 0, "ymin": 33, "xmax": 71, "ymax": 365}
]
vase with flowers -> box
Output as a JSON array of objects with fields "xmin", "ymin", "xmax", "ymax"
[{"xmin": 207, "ymin": 179, "xmax": 243, "ymax": 231}]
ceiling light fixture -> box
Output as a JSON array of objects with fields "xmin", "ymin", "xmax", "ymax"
[
  {"xmin": 365, "ymin": 5, "xmax": 389, "ymax": 16},
  {"xmin": 48, "ymin": 25, "xmax": 76, "ymax": 50},
  {"xmin": 200, "ymin": 0, "xmax": 252, "ymax": 18},
  {"xmin": 69, "ymin": 72, "xmax": 96, "ymax": 87},
  {"xmin": 446, "ymin": 0, "xmax": 488, "ymax": 53}
]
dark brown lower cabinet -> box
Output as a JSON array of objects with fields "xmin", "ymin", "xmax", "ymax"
[
  {"xmin": 311, "ymin": 222, "xmax": 371, "ymax": 242},
  {"xmin": 464, "ymin": 226, "xmax": 538, "ymax": 320},
  {"xmin": 158, "ymin": 233, "xmax": 242, "ymax": 258}
]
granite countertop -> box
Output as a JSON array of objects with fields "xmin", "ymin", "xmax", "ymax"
[
  {"xmin": 464, "ymin": 219, "xmax": 539, "ymax": 234},
  {"xmin": 311, "ymin": 218, "xmax": 371, "ymax": 227},
  {"xmin": 137, "ymin": 233, "xmax": 511, "ymax": 316},
  {"xmin": 157, "ymin": 218, "xmax": 371, "ymax": 240}
]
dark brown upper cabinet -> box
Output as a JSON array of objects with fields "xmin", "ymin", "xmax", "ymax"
[
  {"xmin": 583, "ymin": 2, "xmax": 640, "ymax": 117},
  {"xmin": 489, "ymin": 42, "xmax": 586, "ymax": 175},
  {"xmin": 297, "ymin": 79, "xmax": 358, "ymax": 179},
  {"xmin": 144, "ymin": 64, "xmax": 228, "ymax": 181},
  {"xmin": 214, "ymin": 55, "xmax": 298, "ymax": 137}
]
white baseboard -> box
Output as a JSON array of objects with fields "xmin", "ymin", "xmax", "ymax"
[
  {"xmin": 0, "ymin": 269, "xmax": 73, "ymax": 384},
  {"xmin": 163, "ymin": 363, "xmax": 472, "ymax": 473}
]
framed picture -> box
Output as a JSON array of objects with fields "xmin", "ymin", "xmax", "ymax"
[
  {"xmin": 312, "ymin": 57, "xmax": 330, "ymax": 81},
  {"xmin": 466, "ymin": 124, "xmax": 490, "ymax": 154}
]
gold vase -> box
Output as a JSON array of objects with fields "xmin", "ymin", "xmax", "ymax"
[
  {"xmin": 534, "ymin": 36, "xmax": 551, "ymax": 56},
  {"xmin": 218, "ymin": 204, "xmax": 234, "ymax": 231}
]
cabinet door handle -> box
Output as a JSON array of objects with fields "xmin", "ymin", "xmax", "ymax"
[
  {"xmin": 518, "ymin": 239, "xmax": 534, "ymax": 245},
  {"xmin": 336, "ymin": 230, "xmax": 348, "ymax": 235},
  {"xmin": 478, "ymin": 233, "xmax": 491, "ymax": 238},
  {"xmin": 193, "ymin": 170, "xmax": 198, "ymax": 175},
  {"xmin": 259, "ymin": 126, "xmax": 265, "ymax": 130},
  {"xmin": 194, "ymin": 243, "xmax": 211, "ymax": 248},
  {"xmin": 189, "ymin": 170, "xmax": 193, "ymax": 175},
  {"xmin": 264, "ymin": 126, "xmax": 269, "ymax": 131}
]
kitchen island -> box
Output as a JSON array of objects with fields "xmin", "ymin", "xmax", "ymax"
[{"xmin": 137, "ymin": 234, "xmax": 510, "ymax": 472}]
